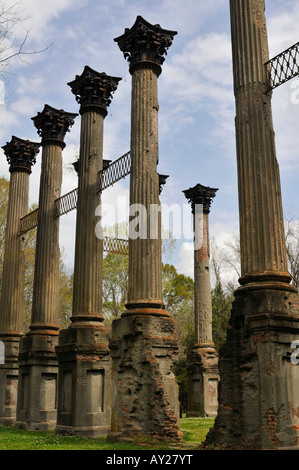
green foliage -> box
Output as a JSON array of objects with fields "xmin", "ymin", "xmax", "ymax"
[
  {"xmin": 102, "ymin": 252, "xmax": 128, "ymax": 326},
  {"xmin": 0, "ymin": 417, "xmax": 214, "ymax": 449},
  {"xmin": 211, "ymin": 282, "xmax": 233, "ymax": 351}
]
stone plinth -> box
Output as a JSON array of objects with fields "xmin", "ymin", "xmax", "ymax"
[
  {"xmin": 205, "ymin": 0, "xmax": 299, "ymax": 449},
  {"xmin": 0, "ymin": 137, "xmax": 40, "ymax": 425},
  {"xmin": 109, "ymin": 313, "xmax": 180, "ymax": 441},
  {"xmin": 55, "ymin": 323, "xmax": 111, "ymax": 437},
  {"xmin": 186, "ymin": 347, "xmax": 219, "ymax": 418},
  {"xmin": 55, "ymin": 67, "xmax": 120, "ymax": 438},
  {"xmin": 109, "ymin": 17, "xmax": 181, "ymax": 442},
  {"xmin": 15, "ymin": 106, "xmax": 77, "ymax": 431}
]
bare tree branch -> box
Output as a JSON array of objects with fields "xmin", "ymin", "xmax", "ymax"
[{"xmin": 0, "ymin": 1, "xmax": 52, "ymax": 77}]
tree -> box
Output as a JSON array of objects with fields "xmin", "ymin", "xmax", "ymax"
[
  {"xmin": 102, "ymin": 252, "xmax": 128, "ymax": 325},
  {"xmin": 284, "ymin": 212, "xmax": 299, "ymax": 288},
  {"xmin": 211, "ymin": 281, "xmax": 233, "ymax": 351},
  {"xmin": 162, "ymin": 263, "xmax": 194, "ymax": 355},
  {"xmin": 0, "ymin": 176, "xmax": 9, "ymax": 292},
  {"xmin": 0, "ymin": 1, "xmax": 51, "ymax": 78}
]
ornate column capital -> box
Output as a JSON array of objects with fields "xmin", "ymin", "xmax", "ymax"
[
  {"xmin": 68, "ymin": 66, "xmax": 121, "ymax": 115},
  {"xmin": 2, "ymin": 135, "xmax": 40, "ymax": 174},
  {"xmin": 158, "ymin": 174, "xmax": 169, "ymax": 195},
  {"xmin": 183, "ymin": 183, "xmax": 218, "ymax": 214},
  {"xmin": 114, "ymin": 15, "xmax": 177, "ymax": 75},
  {"xmin": 31, "ymin": 104, "xmax": 78, "ymax": 148}
]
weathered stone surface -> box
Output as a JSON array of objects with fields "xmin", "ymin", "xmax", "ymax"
[
  {"xmin": 109, "ymin": 17, "xmax": 180, "ymax": 441},
  {"xmin": 56, "ymin": 69, "xmax": 119, "ymax": 438},
  {"xmin": 186, "ymin": 347, "xmax": 219, "ymax": 418},
  {"xmin": 183, "ymin": 183, "xmax": 219, "ymax": 417},
  {"xmin": 56, "ymin": 324, "xmax": 111, "ymax": 438},
  {"xmin": 205, "ymin": 0, "xmax": 299, "ymax": 449},
  {"xmin": 0, "ymin": 137, "xmax": 39, "ymax": 425},
  {"xmin": 109, "ymin": 314, "xmax": 181, "ymax": 441},
  {"xmin": 15, "ymin": 333, "xmax": 58, "ymax": 431},
  {"xmin": 206, "ymin": 289, "xmax": 299, "ymax": 449},
  {"xmin": 15, "ymin": 106, "xmax": 76, "ymax": 431}
]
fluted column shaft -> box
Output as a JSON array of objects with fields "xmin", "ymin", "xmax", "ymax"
[
  {"xmin": 127, "ymin": 65, "xmax": 163, "ymax": 310},
  {"xmin": 0, "ymin": 172, "xmax": 29, "ymax": 335},
  {"xmin": 0, "ymin": 137, "xmax": 39, "ymax": 337},
  {"xmin": 72, "ymin": 109, "xmax": 104, "ymax": 322},
  {"xmin": 30, "ymin": 142, "xmax": 62, "ymax": 332},
  {"xmin": 29, "ymin": 105, "xmax": 77, "ymax": 335},
  {"xmin": 230, "ymin": 0, "xmax": 291, "ymax": 288},
  {"xmin": 194, "ymin": 211, "xmax": 213, "ymax": 346}
]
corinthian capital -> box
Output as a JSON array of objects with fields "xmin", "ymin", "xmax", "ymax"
[
  {"xmin": 2, "ymin": 135, "xmax": 40, "ymax": 174},
  {"xmin": 183, "ymin": 183, "xmax": 218, "ymax": 214},
  {"xmin": 114, "ymin": 16, "xmax": 177, "ymax": 74},
  {"xmin": 31, "ymin": 104, "xmax": 78, "ymax": 145},
  {"xmin": 68, "ymin": 66, "xmax": 121, "ymax": 114}
]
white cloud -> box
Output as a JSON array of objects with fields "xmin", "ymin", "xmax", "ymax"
[{"xmin": 177, "ymin": 242, "xmax": 194, "ymax": 279}]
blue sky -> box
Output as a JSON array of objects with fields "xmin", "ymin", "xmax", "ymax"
[{"xmin": 0, "ymin": 0, "xmax": 299, "ymax": 281}]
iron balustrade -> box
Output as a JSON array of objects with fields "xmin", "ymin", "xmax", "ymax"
[
  {"xmin": 98, "ymin": 151, "xmax": 131, "ymax": 191},
  {"xmin": 265, "ymin": 41, "xmax": 299, "ymax": 92},
  {"xmin": 103, "ymin": 236, "xmax": 129, "ymax": 255},
  {"xmin": 53, "ymin": 187, "xmax": 78, "ymax": 219},
  {"xmin": 19, "ymin": 152, "xmax": 131, "ymax": 255},
  {"xmin": 19, "ymin": 208, "xmax": 39, "ymax": 235}
]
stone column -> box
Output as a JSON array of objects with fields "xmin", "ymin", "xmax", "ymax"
[
  {"xmin": 206, "ymin": 0, "xmax": 299, "ymax": 449},
  {"xmin": 15, "ymin": 105, "xmax": 77, "ymax": 431},
  {"xmin": 183, "ymin": 184, "xmax": 219, "ymax": 418},
  {"xmin": 0, "ymin": 137, "xmax": 40, "ymax": 425},
  {"xmin": 109, "ymin": 16, "xmax": 181, "ymax": 442},
  {"xmin": 56, "ymin": 67, "xmax": 120, "ymax": 438}
]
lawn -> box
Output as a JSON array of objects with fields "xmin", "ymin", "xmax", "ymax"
[{"xmin": 0, "ymin": 417, "xmax": 214, "ymax": 451}]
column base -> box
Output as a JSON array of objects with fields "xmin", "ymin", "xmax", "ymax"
[
  {"xmin": 15, "ymin": 331, "xmax": 58, "ymax": 432},
  {"xmin": 55, "ymin": 320, "xmax": 111, "ymax": 438},
  {"xmin": 108, "ymin": 310, "xmax": 182, "ymax": 442},
  {"xmin": 205, "ymin": 287, "xmax": 299, "ymax": 450},
  {"xmin": 186, "ymin": 345, "xmax": 219, "ymax": 418},
  {"xmin": 0, "ymin": 335, "xmax": 21, "ymax": 426}
]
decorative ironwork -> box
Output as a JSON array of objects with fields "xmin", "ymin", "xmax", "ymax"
[
  {"xmin": 103, "ymin": 236, "xmax": 129, "ymax": 255},
  {"xmin": 20, "ymin": 152, "xmax": 131, "ymax": 235},
  {"xmin": 20, "ymin": 208, "xmax": 39, "ymax": 235},
  {"xmin": 53, "ymin": 187, "xmax": 78, "ymax": 218},
  {"xmin": 98, "ymin": 151, "xmax": 131, "ymax": 191},
  {"xmin": 265, "ymin": 41, "xmax": 299, "ymax": 92},
  {"xmin": 114, "ymin": 16, "xmax": 177, "ymax": 73},
  {"xmin": 2, "ymin": 136, "xmax": 40, "ymax": 174}
]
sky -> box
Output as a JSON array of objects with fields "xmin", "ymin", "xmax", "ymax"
[{"xmin": 0, "ymin": 0, "xmax": 299, "ymax": 283}]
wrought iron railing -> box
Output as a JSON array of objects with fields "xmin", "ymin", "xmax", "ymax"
[
  {"xmin": 103, "ymin": 236, "xmax": 129, "ymax": 255},
  {"xmin": 19, "ymin": 208, "xmax": 39, "ymax": 235},
  {"xmin": 53, "ymin": 187, "xmax": 78, "ymax": 219},
  {"xmin": 98, "ymin": 151, "xmax": 131, "ymax": 191},
  {"xmin": 265, "ymin": 41, "xmax": 299, "ymax": 92}
]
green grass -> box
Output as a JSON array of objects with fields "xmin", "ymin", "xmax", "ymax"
[{"xmin": 0, "ymin": 417, "xmax": 214, "ymax": 450}]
